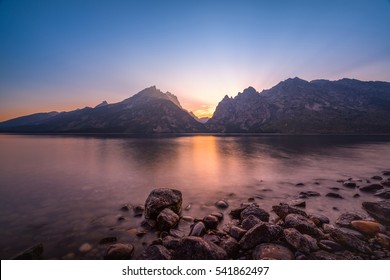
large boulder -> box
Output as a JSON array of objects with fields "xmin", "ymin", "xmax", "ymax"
[
  {"xmin": 362, "ymin": 200, "xmax": 390, "ymax": 226},
  {"xmin": 145, "ymin": 188, "xmax": 182, "ymax": 219},
  {"xmin": 172, "ymin": 236, "xmax": 227, "ymax": 260}
]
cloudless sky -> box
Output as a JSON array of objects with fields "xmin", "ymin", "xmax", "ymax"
[{"xmin": 1, "ymin": 0, "xmax": 390, "ymax": 120}]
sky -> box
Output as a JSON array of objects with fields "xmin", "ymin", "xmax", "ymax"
[{"xmin": 1, "ymin": 0, "xmax": 390, "ymax": 121}]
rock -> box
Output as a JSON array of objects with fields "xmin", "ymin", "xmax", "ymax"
[
  {"xmin": 181, "ymin": 216, "xmax": 194, "ymax": 223},
  {"xmin": 299, "ymin": 191, "xmax": 321, "ymax": 197},
  {"xmin": 253, "ymin": 243, "xmax": 294, "ymax": 260},
  {"xmin": 99, "ymin": 237, "xmax": 117, "ymax": 245},
  {"xmin": 240, "ymin": 204, "xmax": 269, "ymax": 222},
  {"xmin": 330, "ymin": 187, "xmax": 340, "ymax": 191},
  {"xmin": 350, "ymin": 220, "xmax": 385, "ymax": 236},
  {"xmin": 343, "ymin": 182, "xmax": 357, "ymax": 188},
  {"xmin": 169, "ymin": 229, "xmax": 185, "ymax": 238},
  {"xmin": 219, "ymin": 237, "xmax": 239, "ymax": 258},
  {"xmin": 144, "ymin": 188, "xmax": 182, "ymax": 219},
  {"xmin": 215, "ymin": 200, "xmax": 229, "ymax": 209},
  {"xmin": 296, "ymin": 183, "xmax": 305, "ymax": 186},
  {"xmin": 229, "ymin": 204, "xmax": 250, "ymax": 219},
  {"xmin": 140, "ymin": 219, "xmax": 156, "ymax": 229},
  {"xmin": 382, "ymin": 171, "xmax": 390, "ymax": 176},
  {"xmin": 362, "ymin": 201, "xmax": 390, "ymax": 225},
  {"xmin": 120, "ymin": 205, "xmax": 130, "ymax": 211},
  {"xmin": 12, "ymin": 244, "xmax": 44, "ymax": 260},
  {"xmin": 248, "ymin": 197, "xmax": 255, "ymax": 202},
  {"xmin": 190, "ymin": 222, "xmax": 206, "ymax": 236},
  {"xmin": 272, "ymin": 203, "xmax": 307, "ymax": 220},
  {"xmin": 371, "ymin": 176, "xmax": 383, "ymax": 180},
  {"xmin": 210, "ymin": 212, "xmax": 224, "ymax": 221},
  {"xmin": 239, "ymin": 222, "xmax": 283, "ymax": 250},
  {"xmin": 309, "ymin": 213, "xmax": 330, "ymax": 226},
  {"xmin": 375, "ymin": 233, "xmax": 390, "ymax": 249},
  {"xmin": 172, "ymin": 236, "xmax": 227, "ymax": 260},
  {"xmin": 330, "ymin": 228, "xmax": 371, "ymax": 254},
  {"xmin": 309, "ymin": 250, "xmax": 341, "ymax": 260},
  {"xmin": 229, "ymin": 225, "xmax": 247, "ymax": 240},
  {"xmin": 338, "ymin": 227, "xmax": 365, "ymax": 240},
  {"xmin": 241, "ymin": 215, "xmax": 262, "ymax": 230},
  {"xmin": 162, "ymin": 236, "xmax": 180, "ymax": 249},
  {"xmin": 353, "ymin": 193, "xmax": 360, "ymax": 198},
  {"xmin": 133, "ymin": 205, "xmax": 145, "ymax": 217},
  {"xmin": 203, "ymin": 215, "xmax": 219, "ymax": 229},
  {"xmin": 325, "ymin": 192, "xmax": 344, "ymax": 199},
  {"xmin": 335, "ymin": 212, "xmax": 364, "ymax": 228},
  {"xmin": 283, "ymin": 228, "xmax": 310, "ymax": 254},
  {"xmin": 284, "ymin": 214, "xmax": 318, "ymax": 236},
  {"xmin": 104, "ymin": 243, "xmax": 134, "ymax": 260},
  {"xmin": 79, "ymin": 243, "xmax": 92, "ymax": 253},
  {"xmin": 203, "ymin": 234, "xmax": 221, "ymax": 244},
  {"xmin": 303, "ymin": 234, "xmax": 319, "ymax": 251},
  {"xmin": 117, "ymin": 215, "xmax": 125, "ymax": 221},
  {"xmin": 184, "ymin": 204, "xmax": 191, "ymax": 211},
  {"xmin": 360, "ymin": 184, "xmax": 384, "ymax": 193},
  {"xmin": 142, "ymin": 245, "xmax": 171, "ymax": 260},
  {"xmin": 288, "ymin": 199, "xmax": 306, "ymax": 208},
  {"xmin": 318, "ymin": 240, "xmax": 344, "ymax": 252},
  {"xmin": 374, "ymin": 189, "xmax": 390, "ymax": 199},
  {"xmin": 156, "ymin": 208, "xmax": 180, "ymax": 230},
  {"xmin": 381, "ymin": 178, "xmax": 390, "ymax": 187}
]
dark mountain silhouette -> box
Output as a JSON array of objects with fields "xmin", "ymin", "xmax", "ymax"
[
  {"xmin": 207, "ymin": 78, "xmax": 390, "ymax": 133},
  {"xmin": 0, "ymin": 86, "xmax": 206, "ymax": 133}
]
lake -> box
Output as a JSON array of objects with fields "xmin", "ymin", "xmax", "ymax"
[{"xmin": 0, "ymin": 134, "xmax": 389, "ymax": 259}]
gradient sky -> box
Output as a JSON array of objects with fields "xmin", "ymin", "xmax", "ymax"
[{"xmin": 1, "ymin": 0, "xmax": 390, "ymax": 121}]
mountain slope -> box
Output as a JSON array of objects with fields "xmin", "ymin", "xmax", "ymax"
[
  {"xmin": 0, "ymin": 86, "xmax": 206, "ymax": 133},
  {"xmin": 207, "ymin": 78, "xmax": 390, "ymax": 133}
]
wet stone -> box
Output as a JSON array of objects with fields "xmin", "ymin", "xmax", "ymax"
[
  {"xmin": 309, "ymin": 213, "xmax": 330, "ymax": 226},
  {"xmin": 381, "ymin": 178, "xmax": 390, "ymax": 187},
  {"xmin": 203, "ymin": 215, "xmax": 219, "ymax": 229},
  {"xmin": 343, "ymin": 182, "xmax": 357, "ymax": 188},
  {"xmin": 156, "ymin": 208, "xmax": 180, "ymax": 230},
  {"xmin": 229, "ymin": 204, "xmax": 250, "ymax": 219},
  {"xmin": 350, "ymin": 220, "xmax": 384, "ymax": 236},
  {"xmin": 272, "ymin": 203, "xmax": 307, "ymax": 220},
  {"xmin": 203, "ymin": 234, "xmax": 221, "ymax": 244},
  {"xmin": 362, "ymin": 200, "xmax": 390, "ymax": 226},
  {"xmin": 104, "ymin": 243, "xmax": 134, "ymax": 260},
  {"xmin": 120, "ymin": 205, "xmax": 130, "ymax": 212},
  {"xmin": 288, "ymin": 199, "xmax": 306, "ymax": 208},
  {"xmin": 353, "ymin": 193, "xmax": 361, "ymax": 198},
  {"xmin": 360, "ymin": 184, "xmax": 384, "ymax": 193},
  {"xmin": 140, "ymin": 219, "xmax": 156, "ymax": 230},
  {"xmin": 310, "ymin": 250, "xmax": 341, "ymax": 260},
  {"xmin": 374, "ymin": 189, "xmax": 390, "ymax": 199},
  {"xmin": 371, "ymin": 176, "xmax": 383, "ymax": 181},
  {"xmin": 229, "ymin": 225, "xmax": 247, "ymax": 240},
  {"xmin": 79, "ymin": 243, "xmax": 93, "ymax": 253},
  {"xmin": 210, "ymin": 212, "xmax": 224, "ymax": 221},
  {"xmin": 239, "ymin": 222, "xmax": 283, "ymax": 250},
  {"xmin": 296, "ymin": 183, "xmax": 305, "ymax": 186},
  {"xmin": 335, "ymin": 212, "xmax": 365, "ymax": 228},
  {"xmin": 299, "ymin": 191, "xmax": 321, "ymax": 197},
  {"xmin": 303, "ymin": 234, "xmax": 319, "ymax": 251},
  {"xmin": 215, "ymin": 200, "xmax": 229, "ymax": 209},
  {"xmin": 133, "ymin": 205, "xmax": 145, "ymax": 217},
  {"xmin": 162, "ymin": 236, "xmax": 180, "ymax": 249},
  {"xmin": 240, "ymin": 204, "xmax": 269, "ymax": 222},
  {"xmin": 142, "ymin": 245, "xmax": 171, "ymax": 260},
  {"xmin": 284, "ymin": 214, "xmax": 318, "ymax": 236},
  {"xmin": 318, "ymin": 240, "xmax": 344, "ymax": 252},
  {"xmin": 190, "ymin": 222, "xmax": 206, "ymax": 237},
  {"xmin": 172, "ymin": 236, "xmax": 227, "ymax": 260},
  {"xmin": 241, "ymin": 215, "xmax": 261, "ymax": 230},
  {"xmin": 330, "ymin": 228, "xmax": 372, "ymax": 254},
  {"xmin": 382, "ymin": 171, "xmax": 390, "ymax": 176},
  {"xmin": 283, "ymin": 228, "xmax": 310, "ymax": 254},
  {"xmin": 145, "ymin": 188, "xmax": 182, "ymax": 219},
  {"xmin": 219, "ymin": 237, "xmax": 239, "ymax": 258},
  {"xmin": 325, "ymin": 192, "xmax": 344, "ymax": 199},
  {"xmin": 12, "ymin": 244, "xmax": 44, "ymax": 260},
  {"xmin": 375, "ymin": 233, "xmax": 390, "ymax": 249},
  {"xmin": 253, "ymin": 243, "xmax": 294, "ymax": 260}
]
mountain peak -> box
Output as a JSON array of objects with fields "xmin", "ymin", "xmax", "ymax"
[
  {"xmin": 242, "ymin": 86, "xmax": 258, "ymax": 95},
  {"xmin": 95, "ymin": 100, "xmax": 108, "ymax": 108}
]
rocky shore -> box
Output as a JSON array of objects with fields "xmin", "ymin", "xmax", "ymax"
[{"xmin": 13, "ymin": 172, "xmax": 390, "ymax": 260}]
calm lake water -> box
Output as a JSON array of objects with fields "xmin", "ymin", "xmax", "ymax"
[{"xmin": 0, "ymin": 134, "xmax": 389, "ymax": 259}]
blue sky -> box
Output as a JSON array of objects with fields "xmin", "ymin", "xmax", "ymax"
[{"xmin": 1, "ymin": 0, "xmax": 390, "ymax": 120}]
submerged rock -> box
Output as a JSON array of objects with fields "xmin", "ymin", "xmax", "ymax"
[
  {"xmin": 360, "ymin": 184, "xmax": 384, "ymax": 193},
  {"xmin": 381, "ymin": 178, "xmax": 390, "ymax": 187},
  {"xmin": 145, "ymin": 188, "xmax": 182, "ymax": 219},
  {"xmin": 371, "ymin": 176, "xmax": 383, "ymax": 180},
  {"xmin": 299, "ymin": 191, "xmax": 321, "ymax": 198},
  {"xmin": 325, "ymin": 192, "xmax": 344, "ymax": 199},
  {"xmin": 343, "ymin": 182, "xmax": 357, "ymax": 188},
  {"xmin": 215, "ymin": 200, "xmax": 229, "ymax": 209},
  {"xmin": 362, "ymin": 200, "xmax": 390, "ymax": 226},
  {"xmin": 12, "ymin": 244, "xmax": 44, "ymax": 260},
  {"xmin": 172, "ymin": 236, "xmax": 227, "ymax": 260},
  {"xmin": 374, "ymin": 189, "xmax": 390, "ymax": 199},
  {"xmin": 253, "ymin": 243, "xmax": 294, "ymax": 260},
  {"xmin": 99, "ymin": 237, "xmax": 117, "ymax": 245},
  {"xmin": 104, "ymin": 243, "xmax": 134, "ymax": 260}
]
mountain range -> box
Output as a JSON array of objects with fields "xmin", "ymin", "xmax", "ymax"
[{"xmin": 1, "ymin": 78, "xmax": 390, "ymax": 134}]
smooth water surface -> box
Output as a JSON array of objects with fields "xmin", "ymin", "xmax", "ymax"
[{"xmin": 0, "ymin": 134, "xmax": 389, "ymax": 259}]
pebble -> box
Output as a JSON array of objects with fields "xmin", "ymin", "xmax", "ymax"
[
  {"xmin": 79, "ymin": 243, "xmax": 92, "ymax": 253},
  {"xmin": 359, "ymin": 184, "xmax": 384, "ymax": 193},
  {"xmin": 190, "ymin": 222, "xmax": 206, "ymax": 237},
  {"xmin": 343, "ymin": 182, "xmax": 357, "ymax": 188},
  {"xmin": 325, "ymin": 192, "xmax": 344, "ymax": 199},
  {"xmin": 203, "ymin": 215, "xmax": 219, "ymax": 229},
  {"xmin": 350, "ymin": 220, "xmax": 384, "ymax": 236},
  {"xmin": 215, "ymin": 200, "xmax": 229, "ymax": 209}
]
